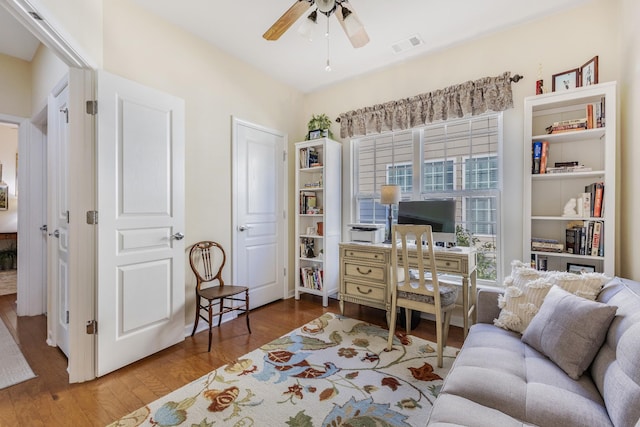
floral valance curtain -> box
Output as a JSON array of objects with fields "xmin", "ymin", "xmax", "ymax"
[{"xmin": 338, "ymin": 71, "xmax": 514, "ymax": 138}]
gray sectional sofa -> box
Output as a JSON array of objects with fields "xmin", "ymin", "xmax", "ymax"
[{"xmin": 427, "ymin": 276, "xmax": 640, "ymax": 427}]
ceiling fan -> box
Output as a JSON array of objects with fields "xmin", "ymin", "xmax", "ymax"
[{"xmin": 263, "ymin": 0, "xmax": 369, "ymax": 48}]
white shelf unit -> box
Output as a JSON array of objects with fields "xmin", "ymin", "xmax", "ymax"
[
  {"xmin": 294, "ymin": 138, "xmax": 341, "ymax": 306},
  {"xmin": 523, "ymin": 82, "xmax": 616, "ymax": 276}
]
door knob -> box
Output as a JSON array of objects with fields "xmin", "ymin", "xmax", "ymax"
[
  {"xmin": 49, "ymin": 229, "xmax": 60, "ymax": 238},
  {"xmin": 238, "ymin": 225, "xmax": 251, "ymax": 232},
  {"xmin": 171, "ymin": 232, "xmax": 185, "ymax": 240}
]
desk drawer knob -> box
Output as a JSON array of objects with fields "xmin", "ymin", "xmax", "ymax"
[
  {"xmin": 356, "ymin": 267, "xmax": 372, "ymax": 275},
  {"xmin": 445, "ymin": 261, "xmax": 451, "ymax": 266},
  {"xmin": 356, "ymin": 286, "xmax": 373, "ymax": 295}
]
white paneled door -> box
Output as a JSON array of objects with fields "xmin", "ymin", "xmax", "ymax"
[
  {"xmin": 96, "ymin": 71, "xmax": 185, "ymax": 377},
  {"xmin": 233, "ymin": 119, "xmax": 287, "ymax": 309}
]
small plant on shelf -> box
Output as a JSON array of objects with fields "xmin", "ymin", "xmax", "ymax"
[{"xmin": 306, "ymin": 114, "xmax": 334, "ymax": 140}]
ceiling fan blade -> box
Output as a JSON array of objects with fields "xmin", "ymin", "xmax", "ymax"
[
  {"xmin": 263, "ymin": 1, "xmax": 312, "ymax": 41},
  {"xmin": 335, "ymin": 5, "xmax": 369, "ymax": 48}
]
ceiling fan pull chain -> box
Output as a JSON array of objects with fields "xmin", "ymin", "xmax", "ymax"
[{"xmin": 325, "ymin": 16, "xmax": 331, "ymax": 72}]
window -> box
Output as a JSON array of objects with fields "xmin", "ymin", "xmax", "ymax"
[{"xmin": 352, "ymin": 114, "xmax": 502, "ymax": 283}]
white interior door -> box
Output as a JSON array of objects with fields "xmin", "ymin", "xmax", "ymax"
[
  {"xmin": 232, "ymin": 118, "xmax": 287, "ymax": 309},
  {"xmin": 47, "ymin": 83, "xmax": 70, "ymax": 357},
  {"xmin": 96, "ymin": 71, "xmax": 185, "ymax": 377}
]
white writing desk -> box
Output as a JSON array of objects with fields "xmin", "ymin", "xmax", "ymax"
[{"xmin": 339, "ymin": 242, "xmax": 477, "ymax": 337}]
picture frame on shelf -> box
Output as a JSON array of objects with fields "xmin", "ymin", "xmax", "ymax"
[
  {"xmin": 580, "ymin": 56, "xmax": 599, "ymax": 87},
  {"xmin": 567, "ymin": 263, "xmax": 596, "ymax": 274},
  {"xmin": 552, "ymin": 68, "xmax": 580, "ymax": 92},
  {"xmin": 308, "ymin": 129, "xmax": 322, "ymax": 140},
  {"xmin": 0, "ymin": 184, "xmax": 8, "ymax": 210}
]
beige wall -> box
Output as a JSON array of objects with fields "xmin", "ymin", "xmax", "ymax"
[
  {"xmin": 0, "ymin": 124, "xmax": 18, "ymax": 233},
  {"xmin": 619, "ymin": 0, "xmax": 640, "ymax": 279},
  {"xmin": 34, "ymin": 0, "xmax": 103, "ymax": 67},
  {"xmin": 303, "ymin": 0, "xmax": 626, "ymax": 281},
  {"xmin": 31, "ymin": 44, "xmax": 69, "ymax": 115},
  {"xmin": 0, "ymin": 54, "xmax": 31, "ymax": 118},
  {"xmin": 102, "ymin": 0, "xmax": 306, "ymax": 322}
]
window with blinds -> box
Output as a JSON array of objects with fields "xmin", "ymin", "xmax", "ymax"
[{"xmin": 352, "ymin": 113, "xmax": 502, "ymax": 282}]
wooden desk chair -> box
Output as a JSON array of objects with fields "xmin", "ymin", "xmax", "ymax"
[
  {"xmin": 386, "ymin": 224, "xmax": 458, "ymax": 367},
  {"xmin": 189, "ymin": 241, "xmax": 251, "ymax": 351}
]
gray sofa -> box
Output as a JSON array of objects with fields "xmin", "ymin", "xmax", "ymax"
[{"xmin": 427, "ymin": 277, "xmax": 640, "ymax": 427}]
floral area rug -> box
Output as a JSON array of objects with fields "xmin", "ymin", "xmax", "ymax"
[{"xmin": 108, "ymin": 313, "xmax": 458, "ymax": 427}]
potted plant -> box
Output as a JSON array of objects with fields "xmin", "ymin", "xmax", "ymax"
[{"xmin": 306, "ymin": 114, "xmax": 334, "ymax": 140}]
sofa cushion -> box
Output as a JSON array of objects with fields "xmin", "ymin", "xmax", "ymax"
[
  {"xmin": 494, "ymin": 260, "xmax": 609, "ymax": 334},
  {"xmin": 428, "ymin": 323, "xmax": 613, "ymax": 426},
  {"xmin": 522, "ymin": 285, "xmax": 617, "ymax": 380}
]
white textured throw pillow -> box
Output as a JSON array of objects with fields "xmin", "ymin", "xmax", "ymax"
[{"xmin": 493, "ymin": 260, "xmax": 610, "ymax": 334}]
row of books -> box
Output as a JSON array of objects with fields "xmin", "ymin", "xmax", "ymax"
[
  {"xmin": 300, "ymin": 266, "xmax": 323, "ymax": 290},
  {"xmin": 544, "ymin": 98, "xmax": 606, "ymax": 134},
  {"xmin": 531, "ymin": 237, "xmax": 564, "ymax": 253},
  {"xmin": 584, "ymin": 182, "xmax": 605, "ymax": 218},
  {"xmin": 299, "ymin": 147, "xmax": 321, "ymax": 169},
  {"xmin": 299, "ymin": 191, "xmax": 320, "ymax": 214},
  {"xmin": 566, "ymin": 220, "xmax": 604, "ymax": 257},
  {"xmin": 532, "ymin": 141, "xmax": 594, "ymax": 175}
]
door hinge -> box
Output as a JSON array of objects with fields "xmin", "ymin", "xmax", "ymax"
[
  {"xmin": 86, "ymin": 210, "xmax": 98, "ymax": 225},
  {"xmin": 283, "ymin": 150, "xmax": 287, "ymax": 161},
  {"xmin": 86, "ymin": 320, "xmax": 98, "ymax": 335},
  {"xmin": 284, "ymin": 267, "xmax": 287, "ymax": 277},
  {"xmin": 66, "ymin": 310, "xmax": 69, "ymax": 324},
  {"xmin": 66, "ymin": 210, "xmax": 70, "ymax": 224},
  {"xmin": 86, "ymin": 100, "xmax": 98, "ymax": 115}
]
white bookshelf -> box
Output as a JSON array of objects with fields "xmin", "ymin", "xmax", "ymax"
[
  {"xmin": 294, "ymin": 138, "xmax": 341, "ymax": 306},
  {"xmin": 523, "ymin": 82, "xmax": 617, "ymax": 276}
]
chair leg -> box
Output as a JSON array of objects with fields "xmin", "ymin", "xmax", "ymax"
[
  {"xmin": 405, "ymin": 308, "xmax": 412, "ymax": 334},
  {"xmin": 191, "ymin": 296, "xmax": 201, "ymax": 337},
  {"xmin": 386, "ymin": 295, "xmax": 398, "ymax": 351},
  {"xmin": 443, "ymin": 310, "xmax": 453, "ymax": 349},
  {"xmin": 217, "ymin": 298, "xmax": 224, "ymax": 327},
  {"xmin": 435, "ymin": 311, "xmax": 444, "ymax": 368},
  {"xmin": 207, "ymin": 300, "xmax": 213, "ymax": 352},
  {"xmin": 245, "ymin": 290, "xmax": 251, "ymax": 334}
]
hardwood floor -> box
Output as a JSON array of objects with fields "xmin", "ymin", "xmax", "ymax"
[{"xmin": 0, "ymin": 292, "xmax": 464, "ymax": 427}]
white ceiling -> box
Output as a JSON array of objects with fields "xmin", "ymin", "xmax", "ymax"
[{"xmin": 2, "ymin": 0, "xmax": 591, "ymax": 93}]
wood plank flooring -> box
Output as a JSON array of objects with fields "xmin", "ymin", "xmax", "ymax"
[{"xmin": 0, "ymin": 292, "xmax": 463, "ymax": 427}]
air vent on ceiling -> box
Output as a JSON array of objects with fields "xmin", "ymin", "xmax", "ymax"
[{"xmin": 391, "ymin": 34, "xmax": 424, "ymax": 54}]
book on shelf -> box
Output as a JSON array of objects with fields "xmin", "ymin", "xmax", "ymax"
[
  {"xmin": 299, "ymin": 147, "xmax": 320, "ymax": 169},
  {"xmin": 565, "ymin": 220, "xmax": 604, "ymax": 257},
  {"xmin": 584, "ymin": 182, "xmax": 604, "ymax": 217},
  {"xmin": 532, "ymin": 141, "xmax": 542, "ymax": 174},
  {"xmin": 300, "ymin": 266, "xmax": 323, "ymax": 290},
  {"xmin": 540, "ymin": 141, "xmax": 549, "ymax": 174},
  {"xmin": 531, "ymin": 238, "xmax": 564, "ymax": 253},
  {"xmin": 299, "ymin": 191, "xmax": 319, "ymax": 214},
  {"xmin": 545, "ymin": 165, "xmax": 592, "ymax": 174}
]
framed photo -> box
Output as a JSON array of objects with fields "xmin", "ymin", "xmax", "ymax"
[
  {"xmin": 567, "ymin": 263, "xmax": 596, "ymax": 274},
  {"xmin": 308, "ymin": 129, "xmax": 322, "ymax": 140},
  {"xmin": 580, "ymin": 56, "xmax": 599, "ymax": 87},
  {"xmin": 552, "ymin": 68, "xmax": 580, "ymax": 92},
  {"xmin": 0, "ymin": 184, "xmax": 8, "ymax": 210}
]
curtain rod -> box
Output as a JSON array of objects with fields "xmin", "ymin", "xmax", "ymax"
[{"xmin": 335, "ymin": 73, "xmax": 523, "ymax": 123}]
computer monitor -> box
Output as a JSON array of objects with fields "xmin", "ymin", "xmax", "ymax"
[{"xmin": 397, "ymin": 199, "xmax": 457, "ymax": 244}]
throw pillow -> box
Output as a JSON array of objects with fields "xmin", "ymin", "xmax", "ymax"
[
  {"xmin": 493, "ymin": 261, "xmax": 553, "ymax": 333},
  {"xmin": 493, "ymin": 260, "xmax": 611, "ymax": 334},
  {"xmin": 522, "ymin": 285, "xmax": 617, "ymax": 379}
]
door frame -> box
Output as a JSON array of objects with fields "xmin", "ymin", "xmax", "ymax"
[
  {"xmin": 2, "ymin": 0, "xmax": 97, "ymax": 382},
  {"xmin": 231, "ymin": 117, "xmax": 289, "ymax": 303}
]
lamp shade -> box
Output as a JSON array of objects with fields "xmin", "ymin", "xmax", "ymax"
[{"xmin": 380, "ymin": 185, "xmax": 401, "ymax": 205}]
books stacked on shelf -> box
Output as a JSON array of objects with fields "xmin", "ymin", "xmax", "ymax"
[
  {"xmin": 544, "ymin": 98, "xmax": 606, "ymax": 134},
  {"xmin": 585, "ymin": 182, "xmax": 605, "ymax": 217},
  {"xmin": 532, "ymin": 141, "xmax": 549, "ymax": 174},
  {"xmin": 299, "ymin": 147, "xmax": 321, "ymax": 169},
  {"xmin": 545, "ymin": 161, "xmax": 592, "ymax": 174},
  {"xmin": 531, "ymin": 237, "xmax": 564, "ymax": 253},
  {"xmin": 300, "ymin": 266, "xmax": 323, "ymax": 290},
  {"xmin": 300, "ymin": 191, "xmax": 319, "ymax": 214},
  {"xmin": 565, "ymin": 220, "xmax": 604, "ymax": 257},
  {"xmin": 546, "ymin": 118, "xmax": 587, "ymax": 134}
]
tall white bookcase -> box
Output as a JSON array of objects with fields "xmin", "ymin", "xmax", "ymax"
[
  {"xmin": 523, "ymin": 82, "xmax": 616, "ymax": 276},
  {"xmin": 294, "ymin": 138, "xmax": 341, "ymax": 306}
]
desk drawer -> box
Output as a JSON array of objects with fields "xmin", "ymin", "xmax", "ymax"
[
  {"xmin": 399, "ymin": 255, "xmax": 462, "ymax": 274},
  {"xmin": 342, "ymin": 248, "xmax": 386, "ymax": 263},
  {"xmin": 344, "ymin": 262, "xmax": 386, "ymax": 282},
  {"xmin": 344, "ymin": 280, "xmax": 386, "ymax": 302}
]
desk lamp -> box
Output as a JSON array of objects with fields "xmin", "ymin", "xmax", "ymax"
[{"xmin": 380, "ymin": 184, "xmax": 401, "ymax": 243}]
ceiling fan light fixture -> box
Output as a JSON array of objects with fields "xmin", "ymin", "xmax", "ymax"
[
  {"xmin": 297, "ymin": 10, "xmax": 318, "ymax": 40},
  {"xmin": 316, "ymin": 0, "xmax": 336, "ymax": 15}
]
